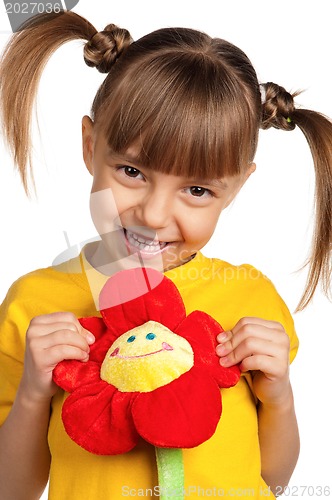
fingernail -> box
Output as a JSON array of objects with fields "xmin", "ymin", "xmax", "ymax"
[
  {"xmin": 217, "ymin": 345, "xmax": 228, "ymax": 355},
  {"xmin": 218, "ymin": 332, "xmax": 228, "ymax": 342},
  {"xmin": 219, "ymin": 357, "xmax": 229, "ymax": 366},
  {"xmin": 87, "ymin": 333, "xmax": 95, "ymax": 344}
]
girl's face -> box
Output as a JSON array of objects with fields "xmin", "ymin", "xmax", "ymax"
[{"xmin": 82, "ymin": 116, "xmax": 255, "ymax": 273}]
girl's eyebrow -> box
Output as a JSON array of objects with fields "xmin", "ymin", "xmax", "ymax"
[
  {"xmin": 109, "ymin": 151, "xmax": 142, "ymax": 165},
  {"xmin": 190, "ymin": 178, "xmax": 229, "ymax": 190}
]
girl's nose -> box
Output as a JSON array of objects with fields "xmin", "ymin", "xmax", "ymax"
[{"xmin": 137, "ymin": 191, "xmax": 172, "ymax": 229}]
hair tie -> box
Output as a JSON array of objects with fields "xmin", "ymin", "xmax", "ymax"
[
  {"xmin": 84, "ymin": 25, "xmax": 132, "ymax": 73},
  {"xmin": 259, "ymin": 84, "xmax": 266, "ymax": 104}
]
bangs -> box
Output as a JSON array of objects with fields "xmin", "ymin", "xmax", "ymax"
[{"xmin": 95, "ymin": 46, "xmax": 259, "ymax": 180}]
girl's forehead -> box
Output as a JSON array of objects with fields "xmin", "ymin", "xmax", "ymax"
[{"xmin": 98, "ymin": 105, "xmax": 252, "ymax": 180}]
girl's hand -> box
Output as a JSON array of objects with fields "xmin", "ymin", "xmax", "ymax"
[
  {"xmin": 216, "ymin": 317, "xmax": 291, "ymax": 406},
  {"xmin": 19, "ymin": 312, "xmax": 95, "ymax": 404}
]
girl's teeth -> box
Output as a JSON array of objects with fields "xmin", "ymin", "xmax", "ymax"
[{"xmin": 126, "ymin": 230, "xmax": 167, "ymax": 253}]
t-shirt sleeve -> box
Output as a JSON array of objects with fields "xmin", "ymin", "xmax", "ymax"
[
  {"xmin": 230, "ymin": 264, "xmax": 299, "ymax": 403},
  {"xmin": 272, "ymin": 290, "xmax": 299, "ymax": 364},
  {"xmin": 264, "ymin": 277, "xmax": 298, "ymax": 364},
  {"xmin": 241, "ymin": 265, "xmax": 299, "ymax": 364},
  {"xmin": 0, "ymin": 280, "xmax": 31, "ymax": 426}
]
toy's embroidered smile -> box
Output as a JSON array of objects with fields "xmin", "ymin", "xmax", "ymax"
[{"xmin": 110, "ymin": 342, "xmax": 174, "ymax": 359}]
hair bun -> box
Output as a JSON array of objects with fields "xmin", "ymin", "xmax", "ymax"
[
  {"xmin": 84, "ymin": 24, "xmax": 132, "ymax": 73},
  {"xmin": 260, "ymin": 82, "xmax": 296, "ymax": 131}
]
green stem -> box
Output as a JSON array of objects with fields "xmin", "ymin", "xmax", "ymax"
[{"xmin": 155, "ymin": 447, "xmax": 184, "ymax": 500}]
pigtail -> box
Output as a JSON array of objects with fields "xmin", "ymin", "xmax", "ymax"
[
  {"xmin": 0, "ymin": 11, "xmax": 132, "ymax": 194},
  {"xmin": 261, "ymin": 82, "xmax": 332, "ymax": 310},
  {"xmin": 292, "ymin": 108, "xmax": 332, "ymax": 310}
]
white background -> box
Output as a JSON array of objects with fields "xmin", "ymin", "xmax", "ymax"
[{"xmin": 0, "ymin": 1, "xmax": 331, "ymax": 499}]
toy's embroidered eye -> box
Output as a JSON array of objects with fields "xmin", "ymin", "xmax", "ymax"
[
  {"xmin": 146, "ymin": 333, "xmax": 156, "ymax": 340},
  {"xmin": 127, "ymin": 335, "xmax": 136, "ymax": 343}
]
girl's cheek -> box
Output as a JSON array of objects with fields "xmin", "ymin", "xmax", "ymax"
[{"xmin": 90, "ymin": 188, "xmax": 120, "ymax": 233}]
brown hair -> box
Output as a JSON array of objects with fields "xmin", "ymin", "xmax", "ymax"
[{"xmin": 0, "ymin": 11, "xmax": 331, "ymax": 309}]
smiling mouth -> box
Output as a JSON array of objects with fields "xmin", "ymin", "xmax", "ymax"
[
  {"xmin": 124, "ymin": 229, "xmax": 170, "ymax": 254},
  {"xmin": 110, "ymin": 342, "xmax": 173, "ymax": 359}
]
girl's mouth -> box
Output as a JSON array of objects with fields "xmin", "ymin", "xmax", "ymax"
[{"xmin": 124, "ymin": 229, "xmax": 169, "ymax": 256}]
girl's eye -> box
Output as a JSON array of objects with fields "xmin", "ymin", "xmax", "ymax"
[
  {"xmin": 115, "ymin": 165, "xmax": 145, "ymax": 182},
  {"xmin": 189, "ymin": 186, "xmax": 211, "ymax": 197},
  {"xmin": 124, "ymin": 166, "xmax": 141, "ymax": 178}
]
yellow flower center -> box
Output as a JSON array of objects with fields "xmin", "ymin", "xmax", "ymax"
[{"xmin": 100, "ymin": 321, "xmax": 194, "ymax": 392}]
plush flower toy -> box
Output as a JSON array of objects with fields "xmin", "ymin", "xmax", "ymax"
[{"xmin": 53, "ymin": 267, "xmax": 241, "ymax": 499}]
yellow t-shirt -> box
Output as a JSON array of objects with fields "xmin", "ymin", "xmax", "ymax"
[{"xmin": 0, "ymin": 251, "xmax": 298, "ymax": 499}]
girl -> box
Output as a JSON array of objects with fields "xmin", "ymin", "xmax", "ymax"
[{"xmin": 0, "ymin": 8, "xmax": 331, "ymax": 500}]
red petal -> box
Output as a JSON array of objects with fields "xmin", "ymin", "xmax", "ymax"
[
  {"xmin": 215, "ymin": 363, "xmax": 241, "ymax": 388},
  {"xmin": 176, "ymin": 310, "xmax": 222, "ymax": 368},
  {"xmin": 176, "ymin": 311, "xmax": 241, "ymax": 388},
  {"xmin": 78, "ymin": 316, "xmax": 118, "ymax": 364},
  {"xmin": 99, "ymin": 268, "xmax": 186, "ymax": 334},
  {"xmin": 53, "ymin": 360, "xmax": 101, "ymax": 392},
  {"xmin": 62, "ymin": 382, "xmax": 139, "ymax": 455},
  {"xmin": 88, "ymin": 332, "xmax": 119, "ymax": 364},
  {"xmin": 132, "ymin": 369, "xmax": 222, "ymax": 448},
  {"xmin": 79, "ymin": 316, "xmax": 107, "ymax": 341}
]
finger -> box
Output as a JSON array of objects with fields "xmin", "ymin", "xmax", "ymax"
[
  {"xmin": 217, "ymin": 318, "xmax": 283, "ymax": 346},
  {"xmin": 217, "ymin": 326, "xmax": 283, "ymax": 356},
  {"xmin": 219, "ymin": 338, "xmax": 286, "ymax": 367},
  {"xmin": 239, "ymin": 354, "xmax": 288, "ymax": 379},
  {"xmin": 28, "ymin": 321, "xmax": 80, "ymax": 338},
  {"xmin": 232, "ymin": 317, "xmax": 284, "ymax": 335},
  {"xmin": 30, "ymin": 311, "xmax": 80, "ymax": 327},
  {"xmin": 28, "ymin": 319, "xmax": 95, "ymax": 345},
  {"xmin": 217, "ymin": 323, "xmax": 287, "ymax": 356},
  {"xmin": 79, "ymin": 326, "xmax": 95, "ymax": 345},
  {"xmin": 216, "ymin": 329, "xmax": 233, "ymax": 343},
  {"xmin": 29, "ymin": 329, "xmax": 91, "ymax": 354},
  {"xmin": 45, "ymin": 345, "xmax": 90, "ymax": 369},
  {"xmin": 30, "ymin": 312, "xmax": 95, "ymax": 342}
]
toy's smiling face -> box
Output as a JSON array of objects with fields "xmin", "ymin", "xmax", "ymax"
[{"xmin": 100, "ymin": 320, "xmax": 194, "ymax": 392}]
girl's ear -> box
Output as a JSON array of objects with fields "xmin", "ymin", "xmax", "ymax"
[
  {"xmin": 236, "ymin": 162, "xmax": 256, "ymax": 192},
  {"xmin": 82, "ymin": 115, "xmax": 95, "ymax": 175},
  {"xmin": 223, "ymin": 163, "xmax": 256, "ymax": 209},
  {"xmin": 244, "ymin": 162, "xmax": 256, "ymax": 180}
]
